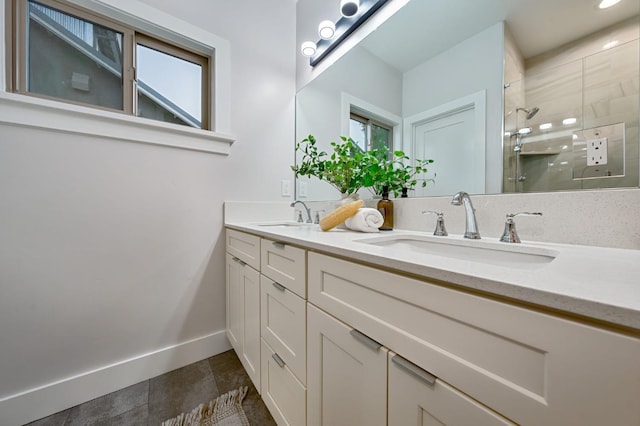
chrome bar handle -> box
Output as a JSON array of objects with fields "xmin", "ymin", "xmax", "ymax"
[
  {"xmin": 349, "ymin": 329, "xmax": 382, "ymax": 351},
  {"xmin": 272, "ymin": 281, "xmax": 286, "ymax": 292},
  {"xmin": 232, "ymin": 257, "xmax": 247, "ymax": 266},
  {"xmin": 391, "ymin": 354, "xmax": 437, "ymax": 386},
  {"xmin": 272, "ymin": 352, "xmax": 285, "ymax": 368}
]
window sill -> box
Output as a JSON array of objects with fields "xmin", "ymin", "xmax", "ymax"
[{"xmin": 0, "ymin": 92, "xmax": 235, "ymax": 154}]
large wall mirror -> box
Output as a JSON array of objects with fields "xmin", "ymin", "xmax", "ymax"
[{"xmin": 295, "ymin": 0, "xmax": 639, "ymax": 201}]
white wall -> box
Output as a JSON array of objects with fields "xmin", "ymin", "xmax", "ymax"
[
  {"xmin": 0, "ymin": 0, "xmax": 295, "ymax": 424},
  {"xmin": 296, "ymin": 45, "xmax": 403, "ymax": 200},
  {"xmin": 402, "ymin": 22, "xmax": 504, "ymax": 194}
]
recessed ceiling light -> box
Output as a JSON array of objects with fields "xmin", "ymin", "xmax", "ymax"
[
  {"xmin": 301, "ymin": 41, "xmax": 317, "ymax": 57},
  {"xmin": 563, "ymin": 117, "xmax": 577, "ymax": 125},
  {"xmin": 318, "ymin": 20, "xmax": 336, "ymax": 40},
  {"xmin": 539, "ymin": 123, "xmax": 553, "ymax": 130},
  {"xmin": 598, "ymin": 0, "xmax": 621, "ymax": 9}
]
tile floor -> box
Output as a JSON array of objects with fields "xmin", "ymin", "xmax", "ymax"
[{"xmin": 26, "ymin": 350, "xmax": 276, "ymax": 426}]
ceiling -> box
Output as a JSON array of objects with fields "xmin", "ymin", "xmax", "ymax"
[{"xmin": 359, "ymin": 0, "xmax": 639, "ymax": 72}]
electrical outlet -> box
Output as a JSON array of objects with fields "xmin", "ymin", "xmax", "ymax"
[
  {"xmin": 299, "ymin": 181, "xmax": 308, "ymax": 198},
  {"xmin": 281, "ymin": 180, "xmax": 291, "ymax": 197},
  {"xmin": 587, "ymin": 137, "xmax": 608, "ymax": 166}
]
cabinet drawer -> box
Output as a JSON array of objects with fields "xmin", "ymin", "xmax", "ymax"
[
  {"xmin": 261, "ymin": 339, "xmax": 306, "ymax": 426},
  {"xmin": 261, "ymin": 238, "xmax": 306, "ymax": 298},
  {"xmin": 261, "ymin": 275, "xmax": 306, "ymax": 384},
  {"xmin": 308, "ymin": 252, "xmax": 640, "ymax": 425},
  {"xmin": 389, "ymin": 352, "xmax": 515, "ymax": 425},
  {"xmin": 226, "ymin": 229, "xmax": 260, "ymax": 270}
]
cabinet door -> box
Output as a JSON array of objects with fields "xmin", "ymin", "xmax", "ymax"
[
  {"xmin": 389, "ymin": 352, "xmax": 515, "ymax": 426},
  {"xmin": 226, "ymin": 253, "xmax": 243, "ymax": 352},
  {"xmin": 226, "ymin": 253, "xmax": 261, "ymax": 392},
  {"xmin": 307, "ymin": 304, "xmax": 387, "ymax": 426}
]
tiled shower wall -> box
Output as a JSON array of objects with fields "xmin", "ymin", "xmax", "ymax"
[{"xmin": 504, "ymin": 17, "xmax": 639, "ymax": 193}]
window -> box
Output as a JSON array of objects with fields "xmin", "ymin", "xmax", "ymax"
[
  {"xmin": 8, "ymin": 0, "xmax": 210, "ymax": 129},
  {"xmin": 349, "ymin": 112, "xmax": 393, "ymax": 152}
]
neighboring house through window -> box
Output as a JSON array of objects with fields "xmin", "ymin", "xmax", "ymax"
[{"xmin": 7, "ymin": 0, "xmax": 210, "ymax": 129}]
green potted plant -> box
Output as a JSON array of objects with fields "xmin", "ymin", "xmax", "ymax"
[
  {"xmin": 362, "ymin": 146, "xmax": 434, "ymax": 198},
  {"xmin": 292, "ymin": 135, "xmax": 365, "ymax": 196}
]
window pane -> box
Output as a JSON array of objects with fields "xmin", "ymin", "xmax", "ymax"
[
  {"xmin": 371, "ymin": 123, "xmax": 392, "ymax": 150},
  {"xmin": 27, "ymin": 1, "xmax": 123, "ymax": 110},
  {"xmin": 349, "ymin": 117, "xmax": 368, "ymax": 151},
  {"xmin": 136, "ymin": 44, "xmax": 202, "ymax": 128}
]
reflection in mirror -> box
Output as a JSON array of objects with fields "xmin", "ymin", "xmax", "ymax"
[
  {"xmin": 503, "ymin": 16, "xmax": 638, "ymax": 193},
  {"xmin": 295, "ymin": 0, "xmax": 639, "ymax": 201}
]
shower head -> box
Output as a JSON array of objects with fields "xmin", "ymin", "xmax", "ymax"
[{"xmin": 516, "ymin": 107, "xmax": 540, "ymax": 120}]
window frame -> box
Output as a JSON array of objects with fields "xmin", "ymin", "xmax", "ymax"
[
  {"xmin": 1, "ymin": 0, "xmax": 233, "ymax": 154},
  {"xmin": 350, "ymin": 111, "xmax": 394, "ymax": 152},
  {"xmin": 135, "ymin": 33, "xmax": 210, "ymax": 130}
]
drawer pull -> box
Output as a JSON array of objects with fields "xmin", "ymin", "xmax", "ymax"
[
  {"xmin": 350, "ymin": 329, "xmax": 382, "ymax": 351},
  {"xmin": 272, "ymin": 241, "xmax": 286, "ymax": 249},
  {"xmin": 272, "ymin": 352, "xmax": 286, "ymax": 368},
  {"xmin": 392, "ymin": 354, "xmax": 437, "ymax": 386},
  {"xmin": 272, "ymin": 282, "xmax": 286, "ymax": 292},
  {"xmin": 232, "ymin": 257, "xmax": 247, "ymax": 266}
]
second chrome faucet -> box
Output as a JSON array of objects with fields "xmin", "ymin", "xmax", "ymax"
[{"xmin": 451, "ymin": 191, "xmax": 481, "ymax": 239}]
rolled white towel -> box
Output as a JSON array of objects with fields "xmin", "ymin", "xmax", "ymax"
[{"xmin": 345, "ymin": 208, "xmax": 384, "ymax": 233}]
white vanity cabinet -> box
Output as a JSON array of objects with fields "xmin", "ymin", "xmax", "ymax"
[
  {"xmin": 307, "ymin": 251, "xmax": 640, "ymax": 425},
  {"xmin": 307, "ymin": 304, "xmax": 388, "ymax": 426},
  {"xmin": 260, "ymin": 238, "xmax": 308, "ymax": 426},
  {"xmin": 225, "ymin": 250, "xmax": 261, "ymax": 391},
  {"xmin": 388, "ymin": 352, "xmax": 515, "ymax": 425}
]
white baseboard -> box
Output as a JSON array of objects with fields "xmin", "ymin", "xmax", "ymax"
[{"xmin": 0, "ymin": 330, "xmax": 232, "ymax": 426}]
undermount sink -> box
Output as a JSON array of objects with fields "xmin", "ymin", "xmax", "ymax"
[
  {"xmin": 256, "ymin": 221, "xmax": 316, "ymax": 228},
  {"xmin": 355, "ymin": 234, "xmax": 558, "ymax": 269}
]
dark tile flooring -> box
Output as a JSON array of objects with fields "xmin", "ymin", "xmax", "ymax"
[{"xmin": 26, "ymin": 350, "xmax": 276, "ymax": 426}]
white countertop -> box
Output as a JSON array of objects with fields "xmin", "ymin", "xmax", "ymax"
[{"xmin": 226, "ymin": 221, "xmax": 640, "ymax": 331}]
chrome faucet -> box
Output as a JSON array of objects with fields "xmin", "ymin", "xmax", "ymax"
[
  {"xmin": 290, "ymin": 200, "xmax": 312, "ymax": 223},
  {"xmin": 451, "ymin": 191, "xmax": 480, "ymax": 239}
]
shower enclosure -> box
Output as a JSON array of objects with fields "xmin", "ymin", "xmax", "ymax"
[{"xmin": 503, "ymin": 18, "xmax": 639, "ymax": 193}]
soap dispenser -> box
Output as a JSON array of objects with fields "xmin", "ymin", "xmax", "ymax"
[{"xmin": 377, "ymin": 186, "xmax": 394, "ymax": 231}]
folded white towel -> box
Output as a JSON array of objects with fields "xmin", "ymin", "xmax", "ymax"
[{"xmin": 345, "ymin": 208, "xmax": 384, "ymax": 233}]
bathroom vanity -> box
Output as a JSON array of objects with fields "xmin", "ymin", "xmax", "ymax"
[{"xmin": 224, "ymin": 209, "xmax": 640, "ymax": 425}]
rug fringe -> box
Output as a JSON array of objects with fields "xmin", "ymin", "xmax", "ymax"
[{"xmin": 161, "ymin": 386, "xmax": 249, "ymax": 426}]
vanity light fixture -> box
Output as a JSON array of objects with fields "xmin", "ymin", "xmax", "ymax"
[
  {"xmin": 308, "ymin": 0, "xmax": 390, "ymax": 67},
  {"xmin": 318, "ymin": 20, "xmax": 336, "ymax": 40},
  {"xmin": 598, "ymin": 0, "xmax": 621, "ymax": 9},
  {"xmin": 539, "ymin": 123, "xmax": 553, "ymax": 130},
  {"xmin": 563, "ymin": 117, "xmax": 577, "ymax": 125},
  {"xmin": 340, "ymin": 0, "xmax": 360, "ymax": 17},
  {"xmin": 301, "ymin": 41, "xmax": 317, "ymax": 57}
]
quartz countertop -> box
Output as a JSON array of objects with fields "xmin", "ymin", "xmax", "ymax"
[{"xmin": 226, "ymin": 221, "xmax": 640, "ymax": 331}]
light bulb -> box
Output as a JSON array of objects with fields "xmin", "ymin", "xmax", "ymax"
[
  {"xmin": 301, "ymin": 41, "xmax": 317, "ymax": 57},
  {"xmin": 318, "ymin": 20, "xmax": 336, "ymax": 40},
  {"xmin": 539, "ymin": 123, "xmax": 553, "ymax": 130},
  {"xmin": 563, "ymin": 117, "xmax": 577, "ymax": 125},
  {"xmin": 340, "ymin": 0, "xmax": 359, "ymax": 17}
]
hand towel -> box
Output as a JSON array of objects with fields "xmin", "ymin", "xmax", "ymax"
[
  {"xmin": 320, "ymin": 199, "xmax": 365, "ymax": 231},
  {"xmin": 345, "ymin": 208, "xmax": 384, "ymax": 233}
]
